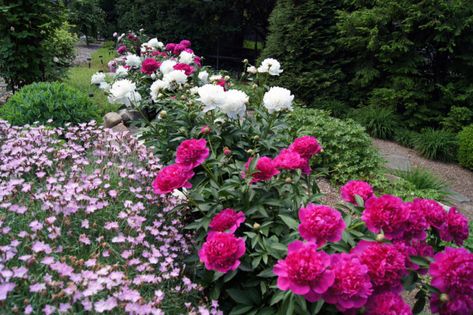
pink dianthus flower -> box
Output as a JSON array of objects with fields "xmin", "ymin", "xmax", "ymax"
[
  {"xmin": 351, "ymin": 241, "xmax": 407, "ymax": 292},
  {"xmin": 273, "ymin": 241, "xmax": 334, "ymax": 302},
  {"xmin": 340, "ymin": 180, "xmax": 374, "ymax": 204},
  {"xmin": 209, "ymin": 209, "xmax": 245, "ymax": 233},
  {"xmin": 175, "ymin": 139, "xmax": 209, "ymax": 169},
  {"xmin": 198, "ymin": 232, "xmax": 245, "ymax": 273},
  {"xmin": 322, "ymin": 253, "xmax": 373, "ymax": 312},
  {"xmin": 298, "ymin": 203, "xmax": 345, "ymax": 247},
  {"xmin": 289, "ymin": 136, "xmax": 322, "ymax": 160},
  {"xmin": 152, "ymin": 164, "xmax": 194, "ymax": 194}
]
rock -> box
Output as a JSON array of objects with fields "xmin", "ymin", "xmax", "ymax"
[
  {"xmin": 384, "ymin": 173, "xmax": 401, "ymax": 183},
  {"xmin": 104, "ymin": 112, "xmax": 122, "ymax": 128},
  {"xmin": 111, "ymin": 122, "xmax": 129, "ymax": 133},
  {"xmin": 383, "ymin": 153, "xmax": 411, "ymax": 171},
  {"xmin": 118, "ymin": 109, "xmax": 142, "ymax": 124},
  {"xmin": 446, "ymin": 190, "xmax": 471, "ymax": 204}
]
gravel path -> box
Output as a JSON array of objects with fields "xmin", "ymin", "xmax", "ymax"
[
  {"xmin": 73, "ymin": 43, "xmax": 103, "ymax": 65},
  {"xmin": 373, "ymin": 138, "xmax": 473, "ymax": 219}
]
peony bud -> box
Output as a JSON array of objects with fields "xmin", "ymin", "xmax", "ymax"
[
  {"xmin": 375, "ymin": 233, "xmax": 385, "ymax": 242},
  {"xmin": 159, "ymin": 111, "xmax": 167, "ymax": 119},
  {"xmin": 223, "ymin": 147, "xmax": 232, "ymax": 156},
  {"xmin": 253, "ymin": 135, "xmax": 260, "ymax": 141},
  {"xmin": 246, "ymin": 149, "xmax": 254, "ymax": 155},
  {"xmin": 200, "ymin": 125, "xmax": 211, "ymax": 135},
  {"xmin": 242, "ymin": 59, "xmax": 249, "ymax": 64},
  {"xmin": 440, "ymin": 293, "xmax": 449, "ymax": 303},
  {"xmin": 253, "ymin": 223, "xmax": 261, "ymax": 230},
  {"xmin": 285, "ymin": 177, "xmax": 292, "ymax": 184},
  {"xmin": 224, "ymin": 75, "xmax": 230, "ymax": 81}
]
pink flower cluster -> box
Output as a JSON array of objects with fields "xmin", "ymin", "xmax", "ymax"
[
  {"xmin": 244, "ymin": 136, "xmax": 322, "ymax": 183},
  {"xmin": 199, "ymin": 209, "xmax": 246, "ymax": 272},
  {"xmin": 153, "ymin": 138, "xmax": 209, "ymax": 195},
  {"xmin": 340, "ymin": 180, "xmax": 374, "ymax": 204}
]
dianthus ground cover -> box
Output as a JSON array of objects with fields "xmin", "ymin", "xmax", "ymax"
[{"xmin": 0, "ymin": 121, "xmax": 219, "ymax": 314}]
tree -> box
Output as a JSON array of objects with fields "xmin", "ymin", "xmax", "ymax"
[
  {"xmin": 0, "ymin": 0, "xmax": 65, "ymax": 90},
  {"xmin": 68, "ymin": 0, "xmax": 105, "ymax": 45}
]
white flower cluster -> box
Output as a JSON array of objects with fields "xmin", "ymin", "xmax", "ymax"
[
  {"xmin": 197, "ymin": 84, "xmax": 249, "ymax": 119},
  {"xmin": 150, "ymin": 70, "xmax": 188, "ymax": 101},
  {"xmin": 263, "ymin": 86, "xmax": 294, "ymax": 114},
  {"xmin": 108, "ymin": 79, "xmax": 142, "ymax": 107},
  {"xmin": 125, "ymin": 54, "xmax": 142, "ymax": 68}
]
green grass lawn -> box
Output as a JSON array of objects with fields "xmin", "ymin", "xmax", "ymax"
[{"xmin": 64, "ymin": 42, "xmax": 120, "ymax": 116}]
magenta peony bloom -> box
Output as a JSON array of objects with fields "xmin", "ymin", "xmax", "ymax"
[
  {"xmin": 244, "ymin": 157, "xmax": 280, "ymax": 183},
  {"xmin": 165, "ymin": 43, "xmax": 176, "ymax": 52},
  {"xmin": 429, "ymin": 247, "xmax": 473, "ymax": 299},
  {"xmin": 351, "ymin": 241, "xmax": 407, "ymax": 292},
  {"xmin": 194, "ymin": 56, "xmax": 202, "ymax": 67},
  {"xmin": 273, "ymin": 241, "xmax": 334, "ymax": 302},
  {"xmin": 439, "ymin": 208, "xmax": 469, "ymax": 246},
  {"xmin": 362, "ymin": 195, "xmax": 408, "ymax": 240},
  {"xmin": 398, "ymin": 201, "xmax": 429, "ymax": 241},
  {"xmin": 141, "ymin": 58, "xmax": 161, "ymax": 75},
  {"xmin": 173, "ymin": 44, "xmax": 186, "ymax": 55},
  {"xmin": 198, "ymin": 232, "xmax": 245, "ymax": 273},
  {"xmin": 298, "ymin": 203, "xmax": 345, "ymax": 247},
  {"xmin": 209, "ymin": 209, "xmax": 245, "ymax": 233},
  {"xmin": 216, "ymin": 78, "xmax": 227, "ymax": 89},
  {"xmin": 117, "ymin": 45, "xmax": 127, "ymax": 55},
  {"xmin": 173, "ymin": 63, "xmax": 195, "ymax": 76},
  {"xmin": 364, "ymin": 292, "xmax": 412, "ymax": 315},
  {"xmin": 394, "ymin": 240, "xmax": 433, "ymax": 273},
  {"xmin": 152, "ymin": 164, "xmax": 194, "ymax": 194},
  {"xmin": 273, "ymin": 149, "xmax": 306, "ymax": 170},
  {"xmin": 175, "ymin": 139, "xmax": 210, "ymax": 169},
  {"xmin": 322, "ymin": 253, "xmax": 373, "ymax": 312},
  {"xmin": 180, "ymin": 39, "xmax": 192, "ymax": 48},
  {"xmin": 340, "ymin": 180, "xmax": 374, "ymax": 204},
  {"xmin": 430, "ymin": 292, "xmax": 473, "ymax": 315},
  {"xmin": 289, "ymin": 136, "xmax": 322, "ymax": 160},
  {"xmin": 412, "ymin": 198, "xmax": 446, "ymax": 229}
]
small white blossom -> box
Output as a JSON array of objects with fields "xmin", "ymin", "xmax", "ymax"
[
  {"xmin": 198, "ymin": 71, "xmax": 209, "ymax": 84},
  {"xmin": 150, "ymin": 80, "xmax": 170, "ymax": 102},
  {"xmin": 147, "ymin": 38, "xmax": 163, "ymax": 49},
  {"xmin": 219, "ymin": 90, "xmax": 249, "ymax": 119},
  {"xmin": 115, "ymin": 66, "xmax": 128, "ymax": 77},
  {"xmin": 247, "ymin": 66, "xmax": 257, "ymax": 74},
  {"xmin": 163, "ymin": 70, "xmax": 187, "ymax": 86},
  {"xmin": 263, "ymin": 86, "xmax": 294, "ymax": 114},
  {"xmin": 108, "ymin": 79, "xmax": 142, "ymax": 107},
  {"xmin": 209, "ymin": 74, "xmax": 223, "ymax": 82},
  {"xmin": 257, "ymin": 58, "xmax": 283, "ymax": 76},
  {"xmin": 160, "ymin": 60, "xmax": 177, "ymax": 75},
  {"xmin": 179, "ymin": 51, "xmax": 194, "ymax": 64},
  {"xmin": 91, "ymin": 72, "xmax": 106, "ymax": 85},
  {"xmin": 99, "ymin": 82, "xmax": 110, "ymax": 92},
  {"xmin": 125, "ymin": 54, "xmax": 141, "ymax": 68}
]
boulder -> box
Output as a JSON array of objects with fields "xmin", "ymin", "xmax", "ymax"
[
  {"xmin": 111, "ymin": 122, "xmax": 129, "ymax": 133},
  {"xmin": 104, "ymin": 112, "xmax": 122, "ymax": 128},
  {"xmin": 118, "ymin": 109, "xmax": 142, "ymax": 124}
]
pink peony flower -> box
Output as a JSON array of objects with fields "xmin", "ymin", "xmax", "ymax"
[
  {"xmin": 198, "ymin": 232, "xmax": 245, "ymax": 273},
  {"xmin": 117, "ymin": 45, "xmax": 127, "ymax": 55},
  {"xmin": 351, "ymin": 241, "xmax": 407, "ymax": 292},
  {"xmin": 175, "ymin": 139, "xmax": 210, "ymax": 169},
  {"xmin": 173, "ymin": 63, "xmax": 194, "ymax": 76},
  {"xmin": 194, "ymin": 56, "xmax": 202, "ymax": 67},
  {"xmin": 393, "ymin": 240, "xmax": 433, "ymax": 273},
  {"xmin": 273, "ymin": 149, "xmax": 306, "ymax": 170},
  {"xmin": 173, "ymin": 44, "xmax": 186, "ymax": 55},
  {"xmin": 362, "ymin": 195, "xmax": 408, "ymax": 240},
  {"xmin": 273, "ymin": 241, "xmax": 334, "ymax": 302},
  {"xmin": 340, "ymin": 180, "xmax": 374, "ymax": 204},
  {"xmin": 141, "ymin": 58, "xmax": 161, "ymax": 75},
  {"xmin": 398, "ymin": 201, "xmax": 429, "ymax": 241},
  {"xmin": 289, "ymin": 136, "xmax": 322, "ymax": 160},
  {"xmin": 209, "ymin": 209, "xmax": 245, "ymax": 233},
  {"xmin": 165, "ymin": 43, "xmax": 176, "ymax": 52},
  {"xmin": 322, "ymin": 253, "xmax": 373, "ymax": 312},
  {"xmin": 430, "ymin": 292, "xmax": 473, "ymax": 315},
  {"xmin": 244, "ymin": 157, "xmax": 280, "ymax": 183},
  {"xmin": 152, "ymin": 164, "xmax": 194, "ymax": 194},
  {"xmin": 438, "ymin": 208, "xmax": 469, "ymax": 246},
  {"xmin": 429, "ymin": 247, "xmax": 473, "ymax": 304},
  {"xmin": 298, "ymin": 203, "xmax": 345, "ymax": 246},
  {"xmin": 364, "ymin": 292, "xmax": 412, "ymax": 315},
  {"xmin": 180, "ymin": 39, "xmax": 192, "ymax": 48},
  {"xmin": 412, "ymin": 198, "xmax": 446, "ymax": 229}
]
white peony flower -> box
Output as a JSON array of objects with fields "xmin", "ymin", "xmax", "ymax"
[
  {"xmin": 219, "ymin": 90, "xmax": 249, "ymax": 119},
  {"xmin": 150, "ymin": 80, "xmax": 170, "ymax": 102},
  {"xmin": 148, "ymin": 38, "xmax": 164, "ymax": 49},
  {"xmin": 198, "ymin": 71, "xmax": 209, "ymax": 83},
  {"xmin": 115, "ymin": 66, "xmax": 128, "ymax": 77},
  {"xmin": 263, "ymin": 86, "xmax": 294, "ymax": 114},
  {"xmin": 209, "ymin": 74, "xmax": 223, "ymax": 82},
  {"xmin": 179, "ymin": 51, "xmax": 194, "ymax": 64},
  {"xmin": 197, "ymin": 84, "xmax": 226, "ymax": 113},
  {"xmin": 247, "ymin": 66, "xmax": 257, "ymax": 74},
  {"xmin": 160, "ymin": 60, "xmax": 177, "ymax": 75},
  {"xmin": 257, "ymin": 58, "xmax": 283, "ymax": 76},
  {"xmin": 108, "ymin": 79, "xmax": 142, "ymax": 107},
  {"xmin": 189, "ymin": 87, "xmax": 199, "ymax": 95},
  {"xmin": 163, "ymin": 70, "xmax": 187, "ymax": 86},
  {"xmin": 125, "ymin": 54, "xmax": 141, "ymax": 68},
  {"xmin": 99, "ymin": 82, "xmax": 110, "ymax": 92},
  {"xmin": 91, "ymin": 72, "xmax": 106, "ymax": 84}
]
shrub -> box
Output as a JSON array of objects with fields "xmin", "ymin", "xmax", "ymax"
[
  {"xmin": 0, "ymin": 82, "xmax": 100, "ymax": 127},
  {"xmin": 0, "ymin": 1, "xmax": 66, "ymax": 89},
  {"xmin": 351, "ymin": 106, "xmax": 400, "ymax": 139},
  {"xmin": 441, "ymin": 106, "xmax": 473, "ymax": 133},
  {"xmin": 458, "ymin": 124, "xmax": 473, "ymax": 170},
  {"xmin": 393, "ymin": 168, "xmax": 449, "ymax": 201},
  {"xmin": 288, "ymin": 108, "xmax": 383, "ymax": 183},
  {"xmin": 413, "ymin": 128, "xmax": 458, "ymax": 162},
  {"xmin": 394, "ymin": 128, "xmax": 418, "ymax": 148}
]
